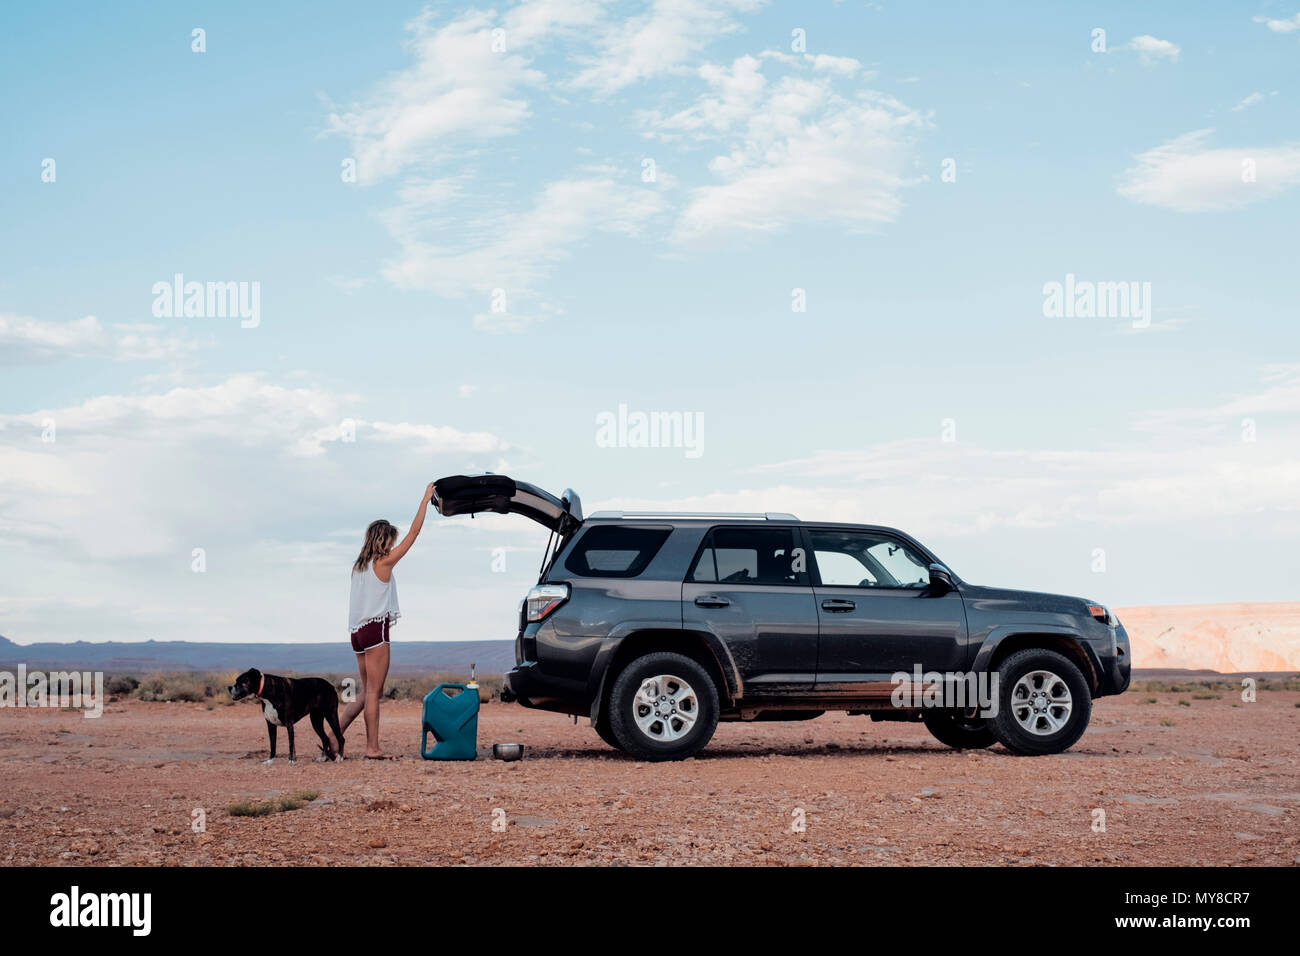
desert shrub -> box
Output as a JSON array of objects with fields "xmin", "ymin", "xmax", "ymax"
[
  {"xmin": 105, "ymin": 674, "xmax": 140, "ymax": 695},
  {"xmin": 127, "ymin": 670, "xmax": 506, "ymax": 703},
  {"xmin": 135, "ymin": 671, "xmax": 230, "ymax": 702},
  {"xmin": 376, "ymin": 672, "xmax": 503, "ymax": 702},
  {"xmin": 1131, "ymin": 677, "xmax": 1300, "ymax": 695}
]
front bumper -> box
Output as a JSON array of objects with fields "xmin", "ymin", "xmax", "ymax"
[{"xmin": 1097, "ymin": 623, "xmax": 1132, "ymax": 696}]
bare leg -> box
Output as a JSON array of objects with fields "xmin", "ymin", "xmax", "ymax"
[
  {"xmin": 363, "ymin": 642, "xmax": 391, "ymax": 757},
  {"xmin": 336, "ymin": 653, "xmax": 367, "ymax": 738}
]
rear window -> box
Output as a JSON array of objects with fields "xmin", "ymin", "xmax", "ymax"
[
  {"xmin": 564, "ymin": 526, "xmax": 671, "ymax": 578},
  {"xmin": 688, "ymin": 526, "xmax": 807, "ymax": 586}
]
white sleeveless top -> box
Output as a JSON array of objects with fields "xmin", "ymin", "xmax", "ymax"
[{"xmin": 349, "ymin": 565, "xmax": 400, "ymax": 634}]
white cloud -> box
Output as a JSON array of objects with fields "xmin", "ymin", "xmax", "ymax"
[
  {"xmin": 325, "ymin": 11, "xmax": 537, "ymax": 184},
  {"xmin": 0, "ymin": 374, "xmax": 518, "ymax": 644},
  {"xmin": 1117, "ymin": 129, "xmax": 1300, "ymax": 211},
  {"xmin": 1253, "ymin": 12, "xmax": 1300, "ymax": 33},
  {"xmin": 381, "ymin": 174, "xmax": 664, "ymax": 297},
  {"xmin": 807, "ymin": 53, "xmax": 864, "ymax": 76},
  {"xmin": 472, "ymin": 310, "xmax": 546, "ymax": 334},
  {"xmin": 0, "ymin": 313, "xmax": 201, "ymax": 365},
  {"xmin": 654, "ymin": 54, "xmax": 928, "ymax": 241},
  {"xmin": 0, "ymin": 374, "xmax": 506, "ymax": 462},
  {"xmin": 367, "ymin": 420, "xmax": 507, "ymax": 455},
  {"xmin": 325, "ymin": 3, "xmax": 609, "ymax": 184},
  {"xmin": 1231, "ymin": 91, "xmax": 1265, "ymax": 112},
  {"xmin": 1132, "ymin": 363, "xmax": 1300, "ymax": 433},
  {"xmin": 570, "ymin": 0, "xmax": 767, "ymax": 96},
  {"xmin": 1125, "ymin": 35, "xmax": 1181, "ymax": 65},
  {"xmin": 596, "ymin": 369, "xmax": 1300, "ymax": 539},
  {"xmin": 645, "ymin": 54, "xmax": 768, "ymax": 135}
]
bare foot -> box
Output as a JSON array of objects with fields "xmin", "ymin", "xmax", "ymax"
[{"xmin": 364, "ymin": 752, "xmax": 395, "ymax": 760}]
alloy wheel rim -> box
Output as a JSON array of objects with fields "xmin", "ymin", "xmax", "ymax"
[
  {"xmin": 633, "ymin": 674, "xmax": 698, "ymax": 742},
  {"xmin": 1010, "ymin": 669, "xmax": 1072, "ymax": 736}
]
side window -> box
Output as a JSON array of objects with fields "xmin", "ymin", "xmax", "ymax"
[
  {"xmin": 865, "ymin": 539, "xmax": 930, "ymax": 588},
  {"xmin": 814, "ymin": 550, "xmax": 877, "ymax": 587},
  {"xmin": 809, "ymin": 530, "xmax": 930, "ymax": 588},
  {"xmin": 565, "ymin": 526, "xmax": 671, "ymax": 578},
  {"xmin": 688, "ymin": 527, "xmax": 807, "ymax": 586}
]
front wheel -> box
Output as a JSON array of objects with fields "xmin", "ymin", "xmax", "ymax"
[
  {"xmin": 988, "ymin": 649, "xmax": 1092, "ymax": 755},
  {"xmin": 608, "ymin": 652, "xmax": 719, "ymax": 761},
  {"xmin": 922, "ymin": 709, "xmax": 996, "ymax": 749}
]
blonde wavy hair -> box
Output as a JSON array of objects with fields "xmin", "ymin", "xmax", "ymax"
[{"xmin": 354, "ymin": 519, "xmax": 398, "ymax": 572}]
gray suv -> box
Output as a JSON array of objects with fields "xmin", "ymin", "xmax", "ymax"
[{"xmin": 433, "ymin": 474, "xmax": 1131, "ymax": 761}]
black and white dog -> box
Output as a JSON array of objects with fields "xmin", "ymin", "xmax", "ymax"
[{"xmin": 229, "ymin": 668, "xmax": 344, "ymax": 764}]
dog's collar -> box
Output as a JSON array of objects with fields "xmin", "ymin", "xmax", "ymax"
[{"xmin": 256, "ymin": 674, "xmax": 265, "ymax": 698}]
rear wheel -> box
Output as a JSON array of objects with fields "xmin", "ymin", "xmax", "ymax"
[
  {"xmin": 608, "ymin": 652, "xmax": 719, "ymax": 761},
  {"xmin": 922, "ymin": 709, "xmax": 996, "ymax": 749},
  {"xmin": 988, "ymin": 649, "xmax": 1091, "ymax": 755}
]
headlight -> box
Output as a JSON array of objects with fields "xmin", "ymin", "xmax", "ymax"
[{"xmin": 1087, "ymin": 604, "xmax": 1118, "ymax": 627}]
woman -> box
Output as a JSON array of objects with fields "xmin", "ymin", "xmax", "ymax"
[{"xmin": 335, "ymin": 482, "xmax": 433, "ymax": 759}]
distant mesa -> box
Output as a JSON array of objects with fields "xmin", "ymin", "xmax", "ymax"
[{"xmin": 1119, "ymin": 603, "xmax": 1300, "ymax": 672}]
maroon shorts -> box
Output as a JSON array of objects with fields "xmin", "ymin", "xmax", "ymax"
[{"xmin": 350, "ymin": 617, "xmax": 391, "ymax": 653}]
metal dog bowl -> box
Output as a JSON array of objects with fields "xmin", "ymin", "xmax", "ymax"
[{"xmin": 492, "ymin": 743, "xmax": 525, "ymax": 761}]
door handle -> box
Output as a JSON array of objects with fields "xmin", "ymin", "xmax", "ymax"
[
  {"xmin": 694, "ymin": 595, "xmax": 731, "ymax": 608},
  {"xmin": 821, "ymin": 598, "xmax": 856, "ymax": 612}
]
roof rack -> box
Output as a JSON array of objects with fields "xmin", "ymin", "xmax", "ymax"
[{"xmin": 588, "ymin": 511, "xmax": 799, "ymax": 521}]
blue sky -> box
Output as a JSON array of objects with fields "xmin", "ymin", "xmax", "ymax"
[{"xmin": 2, "ymin": 1, "xmax": 1298, "ymax": 645}]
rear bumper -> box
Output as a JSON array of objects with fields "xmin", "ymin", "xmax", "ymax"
[{"xmin": 502, "ymin": 661, "xmax": 587, "ymax": 717}]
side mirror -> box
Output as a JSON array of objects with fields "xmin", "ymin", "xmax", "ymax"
[{"xmin": 928, "ymin": 563, "xmax": 955, "ymax": 591}]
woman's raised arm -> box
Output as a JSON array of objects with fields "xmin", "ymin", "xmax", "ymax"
[{"xmin": 377, "ymin": 482, "xmax": 434, "ymax": 570}]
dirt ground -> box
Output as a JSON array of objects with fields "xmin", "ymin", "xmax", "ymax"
[{"xmin": 3, "ymin": 692, "xmax": 1298, "ymax": 866}]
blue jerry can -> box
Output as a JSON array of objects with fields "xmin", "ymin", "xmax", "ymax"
[{"xmin": 421, "ymin": 683, "xmax": 479, "ymax": 760}]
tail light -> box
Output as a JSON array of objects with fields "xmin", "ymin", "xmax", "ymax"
[{"xmin": 525, "ymin": 584, "xmax": 570, "ymax": 623}]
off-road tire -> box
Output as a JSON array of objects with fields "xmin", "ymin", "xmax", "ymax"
[
  {"xmin": 922, "ymin": 709, "xmax": 996, "ymax": 749},
  {"xmin": 593, "ymin": 715, "xmax": 621, "ymax": 751},
  {"xmin": 988, "ymin": 648, "xmax": 1092, "ymax": 755},
  {"xmin": 608, "ymin": 651, "xmax": 719, "ymax": 761}
]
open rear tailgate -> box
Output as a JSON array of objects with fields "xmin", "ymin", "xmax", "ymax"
[{"xmin": 432, "ymin": 474, "xmax": 582, "ymax": 534}]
